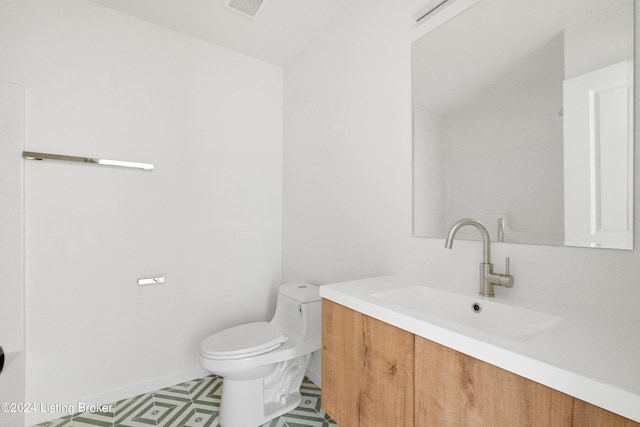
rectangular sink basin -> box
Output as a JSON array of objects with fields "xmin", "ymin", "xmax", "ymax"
[{"xmin": 372, "ymin": 286, "xmax": 561, "ymax": 341}]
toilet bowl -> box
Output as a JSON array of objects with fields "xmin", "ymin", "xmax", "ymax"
[{"xmin": 200, "ymin": 283, "xmax": 321, "ymax": 427}]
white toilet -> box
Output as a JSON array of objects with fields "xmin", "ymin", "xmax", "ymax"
[{"xmin": 200, "ymin": 283, "xmax": 321, "ymax": 427}]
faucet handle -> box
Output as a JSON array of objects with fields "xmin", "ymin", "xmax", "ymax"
[
  {"xmin": 501, "ymin": 257, "xmax": 514, "ymax": 288},
  {"xmin": 487, "ymin": 257, "xmax": 514, "ymax": 289}
]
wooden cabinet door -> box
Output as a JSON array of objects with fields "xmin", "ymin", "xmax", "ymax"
[
  {"xmin": 322, "ymin": 302, "xmax": 639, "ymax": 426},
  {"xmin": 322, "ymin": 299, "xmax": 365, "ymax": 426},
  {"xmin": 322, "ymin": 300, "xmax": 414, "ymax": 427},
  {"xmin": 572, "ymin": 399, "xmax": 640, "ymax": 427},
  {"xmin": 415, "ymin": 336, "xmax": 573, "ymax": 426}
]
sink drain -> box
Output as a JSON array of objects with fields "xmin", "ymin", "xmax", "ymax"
[{"xmin": 471, "ymin": 302, "xmax": 482, "ymax": 313}]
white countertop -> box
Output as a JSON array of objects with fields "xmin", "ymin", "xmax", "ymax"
[{"xmin": 320, "ymin": 275, "xmax": 640, "ymax": 423}]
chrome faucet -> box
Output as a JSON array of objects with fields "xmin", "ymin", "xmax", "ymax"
[{"xmin": 445, "ymin": 218, "xmax": 514, "ymax": 297}]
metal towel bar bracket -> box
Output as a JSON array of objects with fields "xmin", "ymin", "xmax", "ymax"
[{"xmin": 22, "ymin": 151, "xmax": 154, "ymax": 171}]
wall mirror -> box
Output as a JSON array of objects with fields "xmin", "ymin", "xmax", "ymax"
[{"xmin": 412, "ymin": 0, "xmax": 634, "ymax": 249}]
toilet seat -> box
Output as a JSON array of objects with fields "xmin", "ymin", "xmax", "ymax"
[{"xmin": 201, "ymin": 322, "xmax": 287, "ymax": 360}]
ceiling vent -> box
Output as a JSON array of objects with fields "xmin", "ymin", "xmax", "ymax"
[{"xmin": 224, "ymin": 0, "xmax": 267, "ymax": 20}]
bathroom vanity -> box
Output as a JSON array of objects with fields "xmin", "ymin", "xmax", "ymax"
[{"xmin": 320, "ymin": 276, "xmax": 640, "ymax": 426}]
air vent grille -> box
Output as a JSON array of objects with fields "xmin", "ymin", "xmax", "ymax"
[{"xmin": 225, "ymin": 0, "xmax": 266, "ymax": 19}]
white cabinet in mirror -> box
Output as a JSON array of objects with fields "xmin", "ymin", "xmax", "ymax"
[{"xmin": 411, "ymin": 0, "xmax": 634, "ymax": 249}]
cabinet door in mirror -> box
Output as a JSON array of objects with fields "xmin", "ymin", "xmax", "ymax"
[{"xmin": 412, "ymin": 0, "xmax": 634, "ymax": 249}]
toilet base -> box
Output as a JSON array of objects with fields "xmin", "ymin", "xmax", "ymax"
[{"xmin": 218, "ymin": 355, "xmax": 310, "ymax": 427}]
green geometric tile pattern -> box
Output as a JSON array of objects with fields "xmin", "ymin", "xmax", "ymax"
[{"xmin": 33, "ymin": 376, "xmax": 339, "ymax": 427}]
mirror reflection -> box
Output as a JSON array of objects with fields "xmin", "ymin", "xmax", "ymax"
[{"xmin": 412, "ymin": 0, "xmax": 634, "ymax": 249}]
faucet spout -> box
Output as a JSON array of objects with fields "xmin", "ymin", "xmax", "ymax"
[
  {"xmin": 445, "ymin": 218, "xmax": 513, "ymax": 297},
  {"xmin": 445, "ymin": 218, "xmax": 491, "ymax": 264}
]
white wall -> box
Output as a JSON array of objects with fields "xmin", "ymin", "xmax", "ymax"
[
  {"xmin": 283, "ymin": 0, "xmax": 415, "ymax": 286},
  {"xmin": 0, "ymin": 81, "xmax": 26, "ymax": 427},
  {"xmin": 0, "ymin": 0, "xmax": 283, "ymax": 424},
  {"xmin": 283, "ymin": 0, "xmax": 640, "ymax": 323}
]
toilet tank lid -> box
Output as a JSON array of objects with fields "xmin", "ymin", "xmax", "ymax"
[{"xmin": 278, "ymin": 283, "xmax": 320, "ymax": 303}]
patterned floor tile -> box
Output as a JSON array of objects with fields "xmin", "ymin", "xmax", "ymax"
[
  {"xmin": 150, "ymin": 390, "xmax": 193, "ymax": 426},
  {"xmin": 113, "ymin": 393, "xmax": 156, "ymax": 427},
  {"xmin": 33, "ymin": 376, "xmax": 338, "ymax": 427},
  {"xmin": 156, "ymin": 382, "xmax": 192, "ymax": 400},
  {"xmin": 276, "ymin": 411, "xmax": 336, "ymax": 427},
  {"xmin": 71, "ymin": 411, "xmax": 115, "ymax": 427},
  {"xmin": 295, "ymin": 394, "xmax": 323, "ymax": 414},
  {"xmin": 261, "ymin": 418, "xmax": 288, "ymax": 427},
  {"xmin": 164, "ymin": 408, "xmax": 217, "ymax": 427},
  {"xmin": 187, "ymin": 375, "xmax": 223, "ymax": 414},
  {"xmin": 35, "ymin": 415, "xmax": 75, "ymax": 427},
  {"xmin": 60, "ymin": 420, "xmax": 109, "ymax": 427},
  {"xmin": 180, "ymin": 377, "xmax": 213, "ymax": 397}
]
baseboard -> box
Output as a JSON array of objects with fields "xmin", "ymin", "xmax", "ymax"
[
  {"xmin": 25, "ymin": 367, "xmax": 209, "ymax": 426},
  {"xmin": 305, "ymin": 367, "xmax": 321, "ymax": 387}
]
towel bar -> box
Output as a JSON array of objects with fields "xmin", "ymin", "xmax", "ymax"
[{"xmin": 23, "ymin": 151, "xmax": 153, "ymax": 171}]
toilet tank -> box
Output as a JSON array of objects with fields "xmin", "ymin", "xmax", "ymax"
[
  {"xmin": 278, "ymin": 283, "xmax": 320, "ymax": 303},
  {"xmin": 270, "ymin": 283, "xmax": 321, "ymax": 347}
]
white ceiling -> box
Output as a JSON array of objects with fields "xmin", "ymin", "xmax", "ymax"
[{"xmin": 85, "ymin": 0, "xmax": 350, "ymax": 66}]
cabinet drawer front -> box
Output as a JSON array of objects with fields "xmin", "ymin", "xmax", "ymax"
[{"xmin": 415, "ymin": 336, "xmax": 573, "ymax": 427}]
